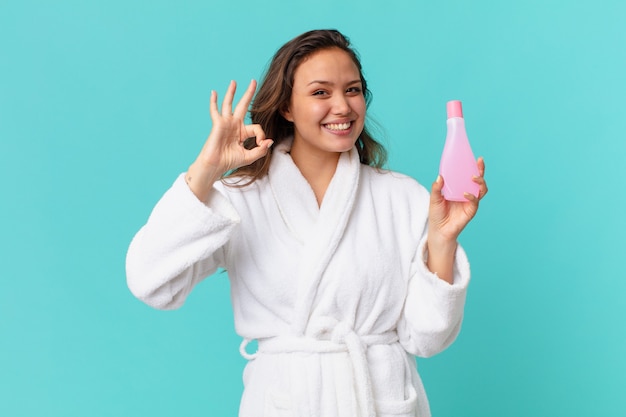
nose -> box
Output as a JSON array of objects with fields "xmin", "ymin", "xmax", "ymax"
[{"xmin": 331, "ymin": 94, "xmax": 351, "ymax": 115}]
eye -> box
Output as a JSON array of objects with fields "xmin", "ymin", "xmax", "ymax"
[
  {"xmin": 312, "ymin": 90, "xmax": 328, "ymax": 96},
  {"xmin": 346, "ymin": 86, "xmax": 363, "ymax": 94}
]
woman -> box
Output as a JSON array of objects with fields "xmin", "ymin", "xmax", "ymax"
[{"xmin": 126, "ymin": 29, "xmax": 487, "ymax": 417}]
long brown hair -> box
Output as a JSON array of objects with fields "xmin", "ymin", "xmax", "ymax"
[{"xmin": 227, "ymin": 29, "xmax": 387, "ymax": 184}]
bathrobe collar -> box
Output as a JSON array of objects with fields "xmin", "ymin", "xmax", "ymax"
[{"xmin": 268, "ymin": 138, "xmax": 361, "ymax": 335}]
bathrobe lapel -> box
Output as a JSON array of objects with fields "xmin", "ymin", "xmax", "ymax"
[{"xmin": 269, "ymin": 140, "xmax": 361, "ymax": 336}]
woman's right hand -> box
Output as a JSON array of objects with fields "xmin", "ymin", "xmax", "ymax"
[{"xmin": 186, "ymin": 79, "xmax": 273, "ymax": 201}]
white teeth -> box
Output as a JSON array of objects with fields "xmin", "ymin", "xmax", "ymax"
[{"xmin": 325, "ymin": 122, "xmax": 351, "ymax": 131}]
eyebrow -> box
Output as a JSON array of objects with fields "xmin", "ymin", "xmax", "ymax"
[{"xmin": 307, "ymin": 79, "xmax": 362, "ymax": 86}]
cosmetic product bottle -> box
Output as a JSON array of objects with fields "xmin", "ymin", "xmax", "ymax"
[{"xmin": 439, "ymin": 100, "xmax": 480, "ymax": 201}]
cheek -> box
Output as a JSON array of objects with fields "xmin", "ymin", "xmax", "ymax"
[
  {"xmin": 312, "ymin": 99, "xmax": 331, "ymax": 111},
  {"xmin": 350, "ymin": 97, "xmax": 366, "ymax": 116},
  {"xmin": 304, "ymin": 102, "xmax": 329, "ymax": 123}
]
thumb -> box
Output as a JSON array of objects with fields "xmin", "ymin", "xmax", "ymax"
[{"xmin": 430, "ymin": 175, "xmax": 445, "ymax": 204}]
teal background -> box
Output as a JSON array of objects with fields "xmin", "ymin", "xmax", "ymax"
[{"xmin": 1, "ymin": 0, "xmax": 625, "ymax": 415}]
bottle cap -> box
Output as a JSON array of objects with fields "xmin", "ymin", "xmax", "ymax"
[{"xmin": 446, "ymin": 100, "xmax": 463, "ymax": 118}]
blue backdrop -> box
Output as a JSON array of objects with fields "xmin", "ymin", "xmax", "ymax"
[{"xmin": 1, "ymin": 0, "xmax": 625, "ymax": 416}]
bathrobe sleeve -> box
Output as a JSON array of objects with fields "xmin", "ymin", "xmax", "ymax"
[
  {"xmin": 396, "ymin": 182, "xmax": 471, "ymax": 358},
  {"xmin": 126, "ymin": 174, "xmax": 240, "ymax": 310}
]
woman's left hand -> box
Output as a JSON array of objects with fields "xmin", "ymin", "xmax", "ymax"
[
  {"xmin": 425, "ymin": 157, "xmax": 487, "ymax": 283},
  {"xmin": 428, "ymin": 157, "xmax": 488, "ymax": 244}
]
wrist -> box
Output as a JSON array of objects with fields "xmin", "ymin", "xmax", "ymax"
[
  {"xmin": 185, "ymin": 161, "xmax": 224, "ymax": 202},
  {"xmin": 425, "ymin": 238, "xmax": 457, "ymax": 284},
  {"xmin": 187, "ymin": 161, "xmax": 222, "ymax": 182},
  {"xmin": 427, "ymin": 233, "xmax": 458, "ymax": 255}
]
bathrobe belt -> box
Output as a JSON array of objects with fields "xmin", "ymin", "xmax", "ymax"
[{"xmin": 239, "ymin": 318, "xmax": 399, "ymax": 417}]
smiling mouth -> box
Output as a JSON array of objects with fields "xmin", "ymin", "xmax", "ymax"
[{"xmin": 324, "ymin": 122, "xmax": 352, "ymax": 131}]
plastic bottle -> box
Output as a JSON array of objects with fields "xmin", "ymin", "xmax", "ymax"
[{"xmin": 439, "ymin": 100, "xmax": 480, "ymax": 201}]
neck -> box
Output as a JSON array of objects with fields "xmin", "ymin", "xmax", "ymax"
[{"xmin": 290, "ymin": 143, "xmax": 341, "ymax": 207}]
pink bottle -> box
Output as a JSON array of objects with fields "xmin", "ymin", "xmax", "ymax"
[{"xmin": 439, "ymin": 100, "xmax": 480, "ymax": 201}]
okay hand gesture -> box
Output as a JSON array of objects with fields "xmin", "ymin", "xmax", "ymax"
[{"xmin": 186, "ymin": 80, "xmax": 273, "ymax": 201}]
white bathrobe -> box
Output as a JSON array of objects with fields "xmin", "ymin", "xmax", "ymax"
[{"xmin": 126, "ymin": 139, "xmax": 471, "ymax": 417}]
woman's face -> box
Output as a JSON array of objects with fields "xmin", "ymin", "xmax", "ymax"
[{"xmin": 283, "ymin": 47, "xmax": 366, "ymax": 159}]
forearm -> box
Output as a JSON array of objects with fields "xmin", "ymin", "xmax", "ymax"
[
  {"xmin": 185, "ymin": 160, "xmax": 224, "ymax": 202},
  {"xmin": 399, "ymin": 237, "xmax": 470, "ymax": 356},
  {"xmin": 426, "ymin": 236, "xmax": 458, "ymax": 284}
]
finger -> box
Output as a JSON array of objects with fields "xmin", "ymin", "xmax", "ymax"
[
  {"xmin": 472, "ymin": 176, "xmax": 485, "ymax": 186},
  {"xmin": 241, "ymin": 124, "xmax": 270, "ymax": 150},
  {"xmin": 464, "ymin": 192, "xmax": 478, "ymax": 202},
  {"xmin": 243, "ymin": 139, "xmax": 273, "ymax": 164},
  {"xmin": 233, "ymin": 79, "xmax": 257, "ymax": 120},
  {"xmin": 472, "ymin": 174, "xmax": 488, "ymax": 199},
  {"xmin": 474, "ymin": 157, "xmax": 487, "ymax": 199},
  {"xmin": 221, "ymin": 80, "xmax": 237, "ymax": 116},
  {"xmin": 209, "ymin": 90, "xmax": 219, "ymax": 119},
  {"xmin": 430, "ymin": 175, "xmax": 445, "ymax": 204},
  {"xmin": 463, "ymin": 193, "xmax": 480, "ymax": 218},
  {"xmin": 242, "ymin": 124, "xmax": 266, "ymax": 145},
  {"xmin": 477, "ymin": 156, "xmax": 486, "ymax": 177},
  {"xmin": 480, "ymin": 182, "xmax": 488, "ymax": 199}
]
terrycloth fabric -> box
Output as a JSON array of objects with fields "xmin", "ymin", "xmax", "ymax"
[{"xmin": 126, "ymin": 139, "xmax": 471, "ymax": 417}]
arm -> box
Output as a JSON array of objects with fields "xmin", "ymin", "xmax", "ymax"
[
  {"xmin": 398, "ymin": 237, "xmax": 471, "ymax": 357},
  {"xmin": 398, "ymin": 161, "xmax": 487, "ymax": 356},
  {"xmin": 126, "ymin": 80, "xmax": 273, "ymax": 309},
  {"xmin": 126, "ymin": 176, "xmax": 239, "ymax": 309}
]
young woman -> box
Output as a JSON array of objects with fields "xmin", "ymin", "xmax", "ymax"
[{"xmin": 126, "ymin": 29, "xmax": 487, "ymax": 417}]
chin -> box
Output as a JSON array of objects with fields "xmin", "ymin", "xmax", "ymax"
[{"xmin": 329, "ymin": 137, "xmax": 359, "ymax": 152}]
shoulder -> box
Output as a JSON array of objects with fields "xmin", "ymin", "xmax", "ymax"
[{"xmin": 360, "ymin": 165, "xmax": 430, "ymax": 203}]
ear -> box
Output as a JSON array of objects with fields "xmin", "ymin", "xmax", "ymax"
[{"xmin": 281, "ymin": 105, "xmax": 293, "ymax": 122}]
